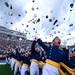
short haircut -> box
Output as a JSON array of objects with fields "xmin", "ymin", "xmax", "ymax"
[{"xmin": 52, "ymin": 36, "xmax": 59, "ymax": 42}]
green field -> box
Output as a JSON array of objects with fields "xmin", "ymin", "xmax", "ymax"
[{"xmin": 0, "ymin": 64, "xmax": 13, "ymax": 75}]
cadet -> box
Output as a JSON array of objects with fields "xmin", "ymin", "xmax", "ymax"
[
  {"xmin": 30, "ymin": 39, "xmax": 41, "ymax": 75},
  {"xmin": 60, "ymin": 47, "xmax": 74, "ymax": 75},
  {"xmin": 14, "ymin": 48, "xmax": 21, "ymax": 75},
  {"xmin": 11, "ymin": 50, "xmax": 16, "ymax": 71},
  {"xmin": 35, "ymin": 36, "xmax": 65, "ymax": 75},
  {"xmin": 21, "ymin": 51, "xmax": 30, "ymax": 75}
]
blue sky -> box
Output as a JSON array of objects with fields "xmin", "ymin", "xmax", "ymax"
[{"xmin": 0, "ymin": 0, "xmax": 75, "ymax": 45}]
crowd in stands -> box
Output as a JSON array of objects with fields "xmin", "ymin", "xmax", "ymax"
[
  {"xmin": 0, "ymin": 33, "xmax": 32, "ymax": 53},
  {"xmin": 0, "ymin": 33, "xmax": 75, "ymax": 75}
]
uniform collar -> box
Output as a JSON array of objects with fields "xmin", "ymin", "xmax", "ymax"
[{"xmin": 53, "ymin": 45, "xmax": 59, "ymax": 48}]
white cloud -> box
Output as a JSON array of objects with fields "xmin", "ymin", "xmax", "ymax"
[{"xmin": 0, "ymin": 0, "xmax": 75, "ymax": 45}]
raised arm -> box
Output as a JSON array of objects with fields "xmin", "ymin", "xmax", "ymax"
[
  {"xmin": 63, "ymin": 48, "xmax": 69, "ymax": 59},
  {"xmin": 37, "ymin": 39, "xmax": 48, "ymax": 52},
  {"xmin": 31, "ymin": 40, "xmax": 36, "ymax": 53}
]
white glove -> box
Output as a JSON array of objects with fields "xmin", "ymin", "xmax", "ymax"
[
  {"xmin": 63, "ymin": 40, "xmax": 67, "ymax": 44},
  {"xmin": 33, "ymin": 34, "xmax": 40, "ymax": 40},
  {"xmin": 62, "ymin": 40, "xmax": 67, "ymax": 48}
]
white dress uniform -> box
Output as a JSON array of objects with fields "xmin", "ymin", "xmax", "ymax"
[
  {"xmin": 21, "ymin": 55, "xmax": 30, "ymax": 75},
  {"xmin": 30, "ymin": 40, "xmax": 40, "ymax": 75},
  {"xmin": 37, "ymin": 39, "xmax": 64, "ymax": 75}
]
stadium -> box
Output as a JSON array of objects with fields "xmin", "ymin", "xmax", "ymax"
[{"xmin": 0, "ymin": 0, "xmax": 75, "ymax": 75}]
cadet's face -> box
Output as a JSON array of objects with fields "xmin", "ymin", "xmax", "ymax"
[
  {"xmin": 25, "ymin": 52, "xmax": 28, "ymax": 57},
  {"xmin": 35, "ymin": 48, "xmax": 39, "ymax": 52},
  {"xmin": 28, "ymin": 52, "xmax": 31, "ymax": 55},
  {"xmin": 53, "ymin": 38, "xmax": 61, "ymax": 46},
  {"xmin": 73, "ymin": 52, "xmax": 75, "ymax": 56},
  {"xmin": 14, "ymin": 52, "xmax": 16, "ymax": 55},
  {"xmin": 69, "ymin": 52, "xmax": 73, "ymax": 58}
]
